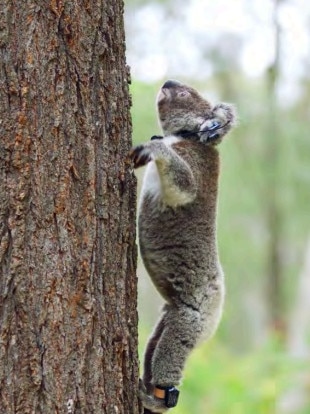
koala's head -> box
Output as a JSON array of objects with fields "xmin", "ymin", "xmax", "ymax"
[
  {"xmin": 156, "ymin": 80, "xmax": 213, "ymax": 136},
  {"xmin": 156, "ymin": 80, "xmax": 236, "ymax": 144}
]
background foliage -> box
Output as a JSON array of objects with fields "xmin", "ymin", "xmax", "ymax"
[{"xmin": 126, "ymin": 1, "xmax": 310, "ymax": 412}]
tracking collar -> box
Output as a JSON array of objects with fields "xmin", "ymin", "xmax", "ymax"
[
  {"xmin": 150, "ymin": 119, "xmax": 230, "ymax": 143},
  {"xmin": 175, "ymin": 130, "xmax": 201, "ymax": 140}
]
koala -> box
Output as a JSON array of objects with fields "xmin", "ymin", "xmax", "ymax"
[{"xmin": 130, "ymin": 80, "xmax": 236, "ymax": 413}]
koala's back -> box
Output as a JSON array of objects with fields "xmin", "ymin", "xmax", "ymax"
[{"xmin": 138, "ymin": 140, "xmax": 223, "ymax": 310}]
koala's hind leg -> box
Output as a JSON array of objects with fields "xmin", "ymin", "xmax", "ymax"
[
  {"xmin": 139, "ymin": 304, "xmax": 203, "ymax": 412},
  {"xmin": 143, "ymin": 316, "xmax": 166, "ymax": 393},
  {"xmin": 151, "ymin": 303, "xmax": 203, "ymax": 387}
]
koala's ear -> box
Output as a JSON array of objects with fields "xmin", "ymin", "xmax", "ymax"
[
  {"xmin": 199, "ymin": 103, "xmax": 237, "ymax": 145},
  {"xmin": 212, "ymin": 103, "xmax": 237, "ymax": 127}
]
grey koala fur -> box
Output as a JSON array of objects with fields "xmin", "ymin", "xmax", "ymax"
[{"xmin": 130, "ymin": 80, "xmax": 236, "ymax": 413}]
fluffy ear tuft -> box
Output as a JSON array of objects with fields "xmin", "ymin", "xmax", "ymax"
[{"xmin": 212, "ymin": 102, "xmax": 237, "ymax": 127}]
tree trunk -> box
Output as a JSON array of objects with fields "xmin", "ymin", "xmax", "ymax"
[{"xmin": 0, "ymin": 1, "xmax": 139, "ymax": 413}]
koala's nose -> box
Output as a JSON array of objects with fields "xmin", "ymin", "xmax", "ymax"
[{"xmin": 162, "ymin": 79, "xmax": 182, "ymax": 89}]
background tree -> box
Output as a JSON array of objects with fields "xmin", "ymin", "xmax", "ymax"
[
  {"xmin": 264, "ymin": 0, "xmax": 285, "ymax": 336},
  {"xmin": 0, "ymin": 1, "xmax": 140, "ymax": 413}
]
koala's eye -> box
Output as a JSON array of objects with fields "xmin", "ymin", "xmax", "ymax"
[{"xmin": 178, "ymin": 90, "xmax": 190, "ymax": 98}]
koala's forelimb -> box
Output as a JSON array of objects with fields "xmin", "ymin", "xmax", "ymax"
[{"xmin": 131, "ymin": 140, "xmax": 197, "ymax": 207}]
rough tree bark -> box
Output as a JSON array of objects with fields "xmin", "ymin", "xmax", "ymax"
[{"xmin": 0, "ymin": 1, "xmax": 139, "ymax": 413}]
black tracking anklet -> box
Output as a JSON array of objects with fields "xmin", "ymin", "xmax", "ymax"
[{"xmin": 154, "ymin": 385, "xmax": 180, "ymax": 408}]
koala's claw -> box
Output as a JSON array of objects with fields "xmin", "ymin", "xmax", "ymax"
[
  {"xmin": 139, "ymin": 380, "xmax": 168, "ymax": 413},
  {"xmin": 129, "ymin": 145, "xmax": 153, "ymax": 168}
]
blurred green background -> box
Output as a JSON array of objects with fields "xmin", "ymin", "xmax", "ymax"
[{"xmin": 125, "ymin": 1, "xmax": 310, "ymax": 413}]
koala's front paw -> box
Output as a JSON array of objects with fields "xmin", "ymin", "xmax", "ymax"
[
  {"xmin": 199, "ymin": 119, "xmax": 222, "ymax": 144},
  {"xmin": 139, "ymin": 380, "xmax": 168, "ymax": 413},
  {"xmin": 129, "ymin": 145, "xmax": 153, "ymax": 168}
]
